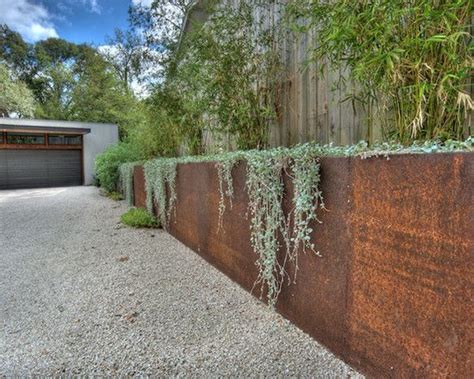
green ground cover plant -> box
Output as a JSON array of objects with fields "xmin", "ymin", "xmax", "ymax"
[
  {"xmin": 106, "ymin": 191, "xmax": 124, "ymax": 201},
  {"xmin": 121, "ymin": 208, "xmax": 158, "ymax": 228}
]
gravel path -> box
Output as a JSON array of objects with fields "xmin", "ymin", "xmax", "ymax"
[{"xmin": 0, "ymin": 186, "xmax": 361, "ymax": 377}]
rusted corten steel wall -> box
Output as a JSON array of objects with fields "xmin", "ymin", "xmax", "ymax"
[
  {"xmin": 132, "ymin": 153, "xmax": 474, "ymax": 378},
  {"xmin": 347, "ymin": 154, "xmax": 473, "ymax": 377},
  {"xmin": 133, "ymin": 166, "xmax": 147, "ymax": 209}
]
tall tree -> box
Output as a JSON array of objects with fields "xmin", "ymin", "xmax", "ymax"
[
  {"xmin": 69, "ymin": 47, "xmax": 144, "ymax": 137},
  {"xmin": 32, "ymin": 38, "xmax": 81, "ymax": 119},
  {"xmin": 0, "ymin": 24, "xmax": 143, "ymax": 136},
  {"xmin": 129, "ymin": 0, "xmax": 196, "ymax": 64},
  {"xmin": 0, "ymin": 64, "xmax": 36, "ymax": 118},
  {"xmin": 0, "ymin": 25, "xmax": 30, "ymax": 75},
  {"xmin": 102, "ymin": 28, "xmax": 144, "ymax": 88}
]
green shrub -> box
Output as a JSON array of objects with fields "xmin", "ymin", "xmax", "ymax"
[
  {"xmin": 95, "ymin": 142, "xmax": 142, "ymax": 192},
  {"xmin": 107, "ymin": 191, "xmax": 124, "ymax": 201},
  {"xmin": 120, "ymin": 208, "xmax": 158, "ymax": 228}
]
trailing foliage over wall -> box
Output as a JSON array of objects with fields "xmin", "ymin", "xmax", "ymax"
[
  {"xmin": 287, "ymin": 0, "xmax": 473, "ymax": 142},
  {"xmin": 119, "ymin": 162, "xmax": 141, "ymax": 206},
  {"xmin": 144, "ymin": 159, "xmax": 178, "ymax": 228},
  {"xmin": 136, "ymin": 138, "xmax": 473, "ymax": 306}
]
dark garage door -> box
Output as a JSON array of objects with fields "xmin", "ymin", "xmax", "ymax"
[{"xmin": 0, "ymin": 150, "xmax": 82, "ymax": 190}]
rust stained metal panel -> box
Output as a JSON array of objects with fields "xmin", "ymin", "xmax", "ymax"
[
  {"xmin": 277, "ymin": 157, "xmax": 352, "ymax": 358},
  {"xmin": 166, "ymin": 158, "xmax": 353, "ymax": 358},
  {"xmin": 133, "ymin": 166, "xmax": 147, "ymax": 209},
  {"xmin": 168, "ymin": 161, "xmax": 258, "ymax": 293},
  {"xmin": 132, "ymin": 153, "xmax": 474, "ymax": 377},
  {"xmin": 348, "ymin": 153, "xmax": 474, "ymax": 377}
]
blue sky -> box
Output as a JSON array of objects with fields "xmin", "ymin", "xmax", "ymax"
[{"xmin": 0, "ymin": 0, "xmax": 151, "ymax": 45}]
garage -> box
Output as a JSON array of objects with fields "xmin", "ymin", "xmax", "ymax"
[
  {"xmin": 0, "ymin": 150, "xmax": 82, "ymax": 190},
  {"xmin": 0, "ymin": 122, "xmax": 90, "ymax": 190},
  {"xmin": 0, "ymin": 129, "xmax": 87, "ymax": 190},
  {"xmin": 0, "ymin": 118, "xmax": 119, "ymax": 190}
]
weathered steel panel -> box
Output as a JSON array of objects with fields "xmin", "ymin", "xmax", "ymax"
[
  {"xmin": 132, "ymin": 153, "xmax": 474, "ymax": 377},
  {"xmin": 133, "ymin": 166, "xmax": 147, "ymax": 209},
  {"xmin": 276, "ymin": 157, "xmax": 352, "ymax": 357},
  {"xmin": 142, "ymin": 158, "xmax": 355, "ymax": 358},
  {"xmin": 169, "ymin": 162, "xmax": 258, "ymax": 292},
  {"xmin": 348, "ymin": 153, "xmax": 474, "ymax": 377}
]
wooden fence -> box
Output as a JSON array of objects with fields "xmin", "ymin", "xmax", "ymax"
[{"xmin": 195, "ymin": 1, "xmax": 472, "ymax": 152}]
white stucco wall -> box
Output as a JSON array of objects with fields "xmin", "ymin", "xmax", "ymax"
[
  {"xmin": 82, "ymin": 124, "xmax": 119, "ymax": 185},
  {"xmin": 0, "ymin": 118, "xmax": 119, "ymax": 185}
]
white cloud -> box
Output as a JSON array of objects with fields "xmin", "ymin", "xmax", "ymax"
[
  {"xmin": 131, "ymin": 0, "xmax": 153, "ymax": 7},
  {"xmin": 61, "ymin": 0, "xmax": 101, "ymax": 15},
  {"xmin": 0, "ymin": 0, "xmax": 59, "ymax": 42},
  {"xmin": 87, "ymin": 0, "xmax": 101, "ymax": 14},
  {"xmin": 30, "ymin": 23, "xmax": 59, "ymax": 40}
]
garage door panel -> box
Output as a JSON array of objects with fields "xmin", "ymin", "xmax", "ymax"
[
  {"xmin": 7, "ymin": 151, "xmax": 50, "ymax": 189},
  {"xmin": 47, "ymin": 150, "xmax": 82, "ymax": 187},
  {"xmin": 0, "ymin": 150, "xmax": 8, "ymax": 190},
  {"xmin": 0, "ymin": 149, "xmax": 82, "ymax": 190}
]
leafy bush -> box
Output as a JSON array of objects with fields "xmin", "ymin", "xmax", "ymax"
[
  {"xmin": 95, "ymin": 142, "xmax": 142, "ymax": 192},
  {"xmin": 107, "ymin": 191, "xmax": 124, "ymax": 201},
  {"xmin": 121, "ymin": 208, "xmax": 158, "ymax": 228}
]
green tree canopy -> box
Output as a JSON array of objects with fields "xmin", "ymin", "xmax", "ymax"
[
  {"xmin": 0, "ymin": 63, "xmax": 36, "ymax": 118},
  {"xmin": 0, "ymin": 24, "xmax": 143, "ymax": 137}
]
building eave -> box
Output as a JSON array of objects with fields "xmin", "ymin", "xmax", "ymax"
[{"xmin": 0, "ymin": 124, "xmax": 91, "ymax": 135}]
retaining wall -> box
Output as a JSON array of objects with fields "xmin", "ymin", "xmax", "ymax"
[{"xmin": 132, "ymin": 153, "xmax": 473, "ymax": 377}]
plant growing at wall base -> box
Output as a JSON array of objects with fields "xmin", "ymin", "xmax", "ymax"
[
  {"xmin": 106, "ymin": 191, "xmax": 124, "ymax": 201},
  {"xmin": 121, "ymin": 208, "xmax": 158, "ymax": 228}
]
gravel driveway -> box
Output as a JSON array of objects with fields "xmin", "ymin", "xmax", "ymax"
[{"xmin": 0, "ymin": 186, "xmax": 361, "ymax": 377}]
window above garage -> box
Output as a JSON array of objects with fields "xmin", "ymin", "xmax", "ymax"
[
  {"xmin": 48, "ymin": 134, "xmax": 82, "ymax": 145},
  {"xmin": 1, "ymin": 131, "xmax": 84, "ymax": 149},
  {"xmin": 7, "ymin": 132, "xmax": 45, "ymax": 145}
]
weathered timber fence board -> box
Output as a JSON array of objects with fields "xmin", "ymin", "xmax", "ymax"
[{"xmin": 200, "ymin": 3, "xmax": 472, "ymax": 152}]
